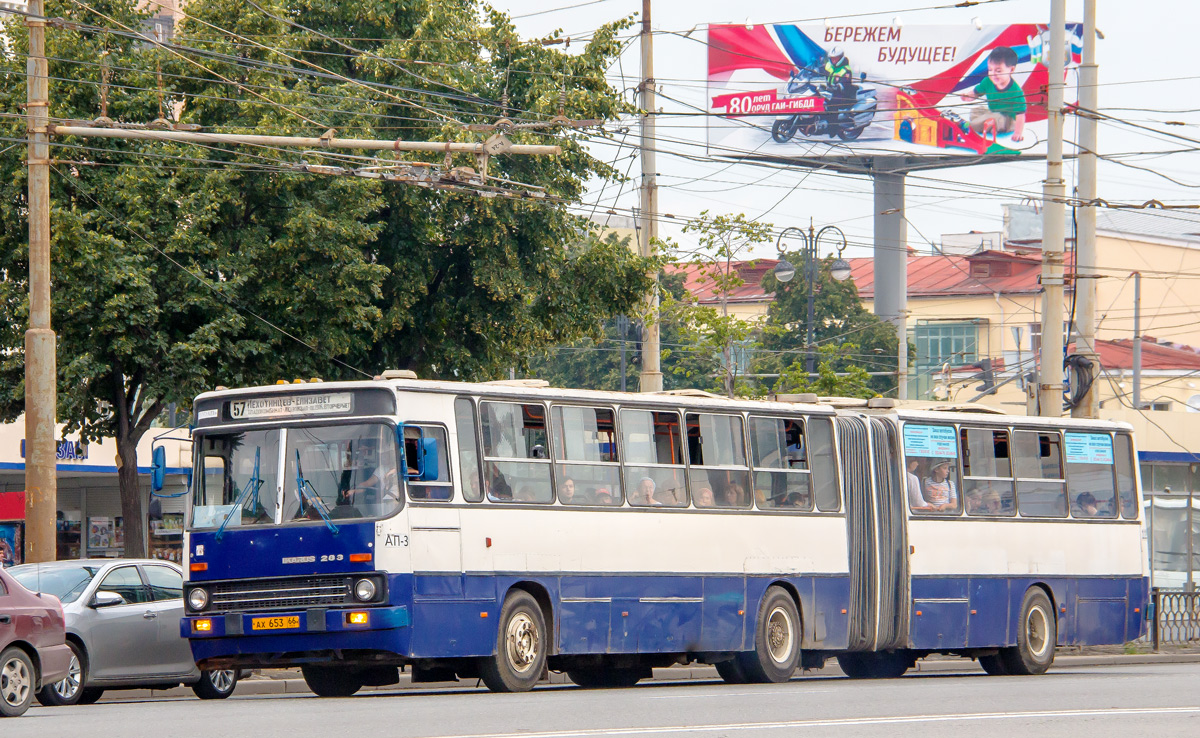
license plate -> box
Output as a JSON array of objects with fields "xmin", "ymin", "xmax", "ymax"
[{"xmin": 251, "ymin": 616, "xmax": 300, "ymax": 631}]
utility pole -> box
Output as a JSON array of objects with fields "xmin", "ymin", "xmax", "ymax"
[
  {"xmin": 1038, "ymin": 0, "xmax": 1067, "ymax": 418},
  {"xmin": 1071, "ymin": 0, "xmax": 1100, "ymax": 419},
  {"xmin": 637, "ymin": 0, "xmax": 663, "ymax": 392},
  {"xmin": 24, "ymin": 0, "xmax": 57, "ymax": 564},
  {"xmin": 1132, "ymin": 271, "xmax": 1142, "ymax": 409}
]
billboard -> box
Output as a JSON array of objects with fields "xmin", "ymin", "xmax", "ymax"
[{"xmin": 707, "ymin": 23, "xmax": 1083, "ymax": 160}]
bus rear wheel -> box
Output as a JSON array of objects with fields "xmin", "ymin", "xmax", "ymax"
[
  {"xmin": 978, "ymin": 654, "xmax": 1009, "ymax": 675},
  {"xmin": 481, "ymin": 590, "xmax": 547, "ymax": 693},
  {"xmin": 715, "ymin": 659, "xmax": 749, "ymax": 684},
  {"xmin": 1000, "ymin": 588, "xmax": 1056, "ymax": 675},
  {"xmin": 566, "ymin": 667, "xmax": 646, "ymax": 688},
  {"xmin": 301, "ymin": 666, "xmax": 364, "ymax": 697},
  {"xmin": 836, "ymin": 651, "xmax": 912, "ymax": 679},
  {"xmin": 737, "ymin": 587, "xmax": 801, "ymax": 683}
]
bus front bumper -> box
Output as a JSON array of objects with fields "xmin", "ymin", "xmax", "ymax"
[{"xmin": 182, "ymin": 605, "xmax": 410, "ymax": 639}]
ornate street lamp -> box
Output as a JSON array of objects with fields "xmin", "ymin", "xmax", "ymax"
[{"xmin": 775, "ymin": 224, "xmax": 850, "ymax": 375}]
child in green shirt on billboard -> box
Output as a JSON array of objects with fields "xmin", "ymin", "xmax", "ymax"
[{"xmin": 961, "ymin": 46, "xmax": 1026, "ymax": 142}]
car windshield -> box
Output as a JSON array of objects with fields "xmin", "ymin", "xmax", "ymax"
[
  {"xmin": 192, "ymin": 422, "xmax": 402, "ymax": 529},
  {"xmin": 9, "ymin": 565, "xmax": 100, "ymax": 603}
]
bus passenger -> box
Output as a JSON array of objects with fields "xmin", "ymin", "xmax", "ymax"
[
  {"xmin": 721, "ymin": 481, "xmax": 746, "ymax": 507},
  {"xmin": 593, "ymin": 487, "xmax": 614, "ymax": 505},
  {"xmin": 559, "ymin": 477, "xmax": 578, "ymax": 504},
  {"xmin": 694, "ymin": 487, "xmax": 715, "ymax": 508},
  {"xmin": 631, "ymin": 477, "xmax": 659, "ymax": 505},
  {"xmin": 906, "ymin": 459, "xmax": 928, "ymax": 509},
  {"xmin": 1074, "ymin": 491, "xmax": 1099, "ymax": 517},
  {"xmin": 486, "ymin": 464, "xmax": 512, "ymax": 501},
  {"xmin": 922, "ymin": 461, "xmax": 958, "ymax": 512}
]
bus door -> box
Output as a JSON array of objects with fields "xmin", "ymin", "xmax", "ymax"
[
  {"xmin": 837, "ymin": 415, "xmax": 909, "ymax": 652},
  {"xmin": 405, "ymin": 426, "xmax": 464, "ymax": 600}
]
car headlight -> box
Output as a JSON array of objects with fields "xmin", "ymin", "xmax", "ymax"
[
  {"xmin": 188, "ymin": 587, "xmax": 209, "ymax": 611},
  {"xmin": 353, "ymin": 578, "xmax": 377, "ymax": 602}
]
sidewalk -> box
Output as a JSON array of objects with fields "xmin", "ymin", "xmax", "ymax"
[{"xmin": 100, "ymin": 648, "xmax": 1200, "ymax": 702}]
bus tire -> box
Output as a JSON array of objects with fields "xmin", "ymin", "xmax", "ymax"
[
  {"xmin": 978, "ymin": 654, "xmax": 1009, "ymax": 676},
  {"xmin": 715, "ymin": 659, "xmax": 749, "ymax": 684},
  {"xmin": 566, "ymin": 667, "xmax": 645, "ymax": 688},
  {"xmin": 481, "ymin": 590, "xmax": 547, "ymax": 693},
  {"xmin": 836, "ymin": 651, "xmax": 911, "ymax": 679},
  {"xmin": 737, "ymin": 587, "xmax": 801, "ymax": 683},
  {"xmin": 1001, "ymin": 588, "xmax": 1056, "ymax": 676},
  {"xmin": 301, "ymin": 666, "xmax": 363, "ymax": 697}
]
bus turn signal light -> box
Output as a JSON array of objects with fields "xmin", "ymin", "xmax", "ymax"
[
  {"xmin": 190, "ymin": 562, "xmax": 208, "ymax": 572},
  {"xmin": 349, "ymin": 553, "xmax": 372, "ymax": 563},
  {"xmin": 193, "ymin": 619, "xmax": 213, "ymax": 633},
  {"xmin": 347, "ymin": 612, "xmax": 369, "ymax": 625}
]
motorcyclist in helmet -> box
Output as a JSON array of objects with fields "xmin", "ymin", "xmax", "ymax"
[{"xmin": 822, "ymin": 46, "xmax": 857, "ymax": 124}]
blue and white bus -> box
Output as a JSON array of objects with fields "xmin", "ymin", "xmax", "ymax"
[{"xmin": 179, "ymin": 376, "xmax": 1147, "ymax": 694}]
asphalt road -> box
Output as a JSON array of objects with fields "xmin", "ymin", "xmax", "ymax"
[{"xmin": 7, "ymin": 662, "xmax": 1200, "ymax": 737}]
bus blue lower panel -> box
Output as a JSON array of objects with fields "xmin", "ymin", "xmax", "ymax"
[{"xmin": 909, "ymin": 575, "xmax": 1147, "ymax": 650}]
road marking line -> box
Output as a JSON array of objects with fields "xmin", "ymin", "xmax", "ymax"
[
  {"xmin": 646, "ymin": 690, "xmax": 835, "ymax": 699},
  {"xmin": 416, "ymin": 707, "xmax": 1200, "ymax": 738}
]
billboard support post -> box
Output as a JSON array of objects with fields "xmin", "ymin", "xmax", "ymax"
[
  {"xmin": 1071, "ymin": 0, "xmax": 1100, "ymax": 419},
  {"xmin": 873, "ymin": 167, "xmax": 909, "ymax": 400},
  {"xmin": 1038, "ymin": 0, "xmax": 1068, "ymax": 418}
]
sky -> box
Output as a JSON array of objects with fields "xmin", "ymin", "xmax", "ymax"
[{"xmin": 484, "ymin": 0, "xmax": 1200, "ymax": 261}]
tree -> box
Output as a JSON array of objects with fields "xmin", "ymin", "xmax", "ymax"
[
  {"xmin": 670, "ymin": 212, "xmax": 775, "ymax": 397},
  {"xmin": 0, "ymin": 1, "xmax": 652, "ymax": 556},
  {"xmin": 756, "ymin": 254, "xmax": 904, "ymax": 396}
]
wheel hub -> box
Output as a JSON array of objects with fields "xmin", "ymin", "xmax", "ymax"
[
  {"xmin": 766, "ymin": 606, "xmax": 794, "ymax": 663},
  {"xmin": 54, "ymin": 653, "xmax": 81, "ymax": 700},
  {"xmin": 506, "ymin": 613, "xmax": 540, "ymax": 673},
  {"xmin": 2, "ymin": 657, "xmax": 31, "ymax": 707}
]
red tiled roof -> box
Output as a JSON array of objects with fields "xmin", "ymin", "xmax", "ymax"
[
  {"xmin": 849, "ymin": 250, "xmax": 1058, "ymax": 298},
  {"xmin": 667, "ymin": 259, "xmax": 780, "ymax": 304},
  {"xmin": 1081, "ymin": 338, "xmax": 1200, "ymax": 371}
]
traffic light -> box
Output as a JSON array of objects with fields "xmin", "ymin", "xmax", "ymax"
[{"xmin": 971, "ymin": 358, "xmax": 996, "ymax": 395}]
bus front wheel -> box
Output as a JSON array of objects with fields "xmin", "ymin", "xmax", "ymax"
[
  {"xmin": 1000, "ymin": 588, "xmax": 1056, "ymax": 675},
  {"xmin": 301, "ymin": 665, "xmax": 364, "ymax": 697},
  {"xmin": 737, "ymin": 587, "xmax": 801, "ymax": 683},
  {"xmin": 481, "ymin": 590, "xmax": 547, "ymax": 693}
]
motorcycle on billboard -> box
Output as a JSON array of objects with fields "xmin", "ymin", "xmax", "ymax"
[{"xmin": 771, "ymin": 67, "xmax": 878, "ymax": 142}]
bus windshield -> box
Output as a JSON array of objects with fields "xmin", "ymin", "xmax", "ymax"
[{"xmin": 192, "ymin": 423, "xmax": 402, "ymax": 529}]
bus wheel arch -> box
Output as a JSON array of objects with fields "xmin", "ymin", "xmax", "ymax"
[
  {"xmin": 1000, "ymin": 585, "xmax": 1057, "ymax": 676},
  {"xmin": 509, "ymin": 581, "xmax": 555, "ymax": 655},
  {"xmin": 736, "ymin": 583, "xmax": 803, "ymax": 683},
  {"xmin": 481, "ymin": 586, "xmax": 550, "ymax": 692}
]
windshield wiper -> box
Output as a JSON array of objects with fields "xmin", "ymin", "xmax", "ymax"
[
  {"xmin": 295, "ymin": 450, "xmax": 339, "ymax": 536},
  {"xmin": 215, "ymin": 447, "xmax": 265, "ymax": 541}
]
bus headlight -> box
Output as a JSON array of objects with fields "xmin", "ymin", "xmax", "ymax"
[
  {"xmin": 353, "ymin": 578, "xmax": 377, "ymax": 602},
  {"xmin": 188, "ymin": 587, "xmax": 209, "ymax": 611}
]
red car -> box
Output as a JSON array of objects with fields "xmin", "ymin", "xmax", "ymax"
[{"xmin": 1, "ymin": 566, "xmax": 71, "ymax": 717}]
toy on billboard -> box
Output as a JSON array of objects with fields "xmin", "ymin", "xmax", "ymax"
[{"xmin": 708, "ymin": 22, "xmax": 1083, "ymax": 158}]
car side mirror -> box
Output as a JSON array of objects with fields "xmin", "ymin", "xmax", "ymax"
[{"xmin": 90, "ymin": 591, "xmax": 126, "ymax": 608}]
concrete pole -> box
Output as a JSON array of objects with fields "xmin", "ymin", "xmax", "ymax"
[
  {"xmin": 1038, "ymin": 0, "xmax": 1067, "ymax": 418},
  {"xmin": 1133, "ymin": 271, "xmax": 1142, "ymax": 409},
  {"xmin": 637, "ymin": 0, "xmax": 663, "ymax": 392},
  {"xmin": 1071, "ymin": 0, "xmax": 1100, "ymax": 419},
  {"xmin": 24, "ymin": 0, "xmax": 57, "ymax": 563},
  {"xmin": 873, "ymin": 168, "xmax": 908, "ymax": 399}
]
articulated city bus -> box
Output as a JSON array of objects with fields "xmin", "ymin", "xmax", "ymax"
[{"xmin": 179, "ymin": 377, "xmax": 1147, "ymax": 694}]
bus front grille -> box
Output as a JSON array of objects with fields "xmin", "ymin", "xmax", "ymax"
[{"xmin": 209, "ymin": 576, "xmax": 350, "ymax": 612}]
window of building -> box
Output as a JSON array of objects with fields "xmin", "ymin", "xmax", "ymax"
[
  {"xmin": 480, "ymin": 402, "xmax": 553, "ymax": 503},
  {"xmin": 903, "ymin": 423, "xmax": 961, "ymax": 514},
  {"xmin": 621, "ymin": 409, "xmax": 686, "ymax": 507},
  {"xmin": 552, "ymin": 405, "xmax": 622, "ymax": 506},
  {"xmin": 960, "ymin": 427, "xmax": 1015, "ymax": 516},
  {"xmin": 913, "ymin": 322, "xmax": 979, "ymax": 368},
  {"xmin": 1013, "ymin": 430, "xmax": 1067, "ymax": 517},
  {"xmin": 454, "ymin": 399, "xmax": 483, "ymax": 502},
  {"xmin": 686, "ymin": 413, "xmax": 750, "ymax": 509},
  {"xmin": 749, "ymin": 416, "xmax": 811, "ymax": 511}
]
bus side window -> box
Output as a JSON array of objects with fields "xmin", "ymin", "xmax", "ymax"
[
  {"xmin": 808, "ymin": 417, "xmax": 840, "ymax": 512},
  {"xmin": 1115, "ymin": 433, "xmax": 1138, "ymax": 519},
  {"xmin": 749, "ymin": 416, "xmax": 811, "ymax": 511},
  {"xmin": 454, "ymin": 398, "xmax": 483, "ymax": 502},
  {"xmin": 551, "ymin": 405, "xmax": 622, "ymax": 506},
  {"xmin": 1013, "ymin": 430, "xmax": 1067, "ymax": 517},
  {"xmin": 686, "ymin": 413, "xmax": 749, "ymax": 509},
  {"xmin": 480, "ymin": 401, "xmax": 553, "ymax": 504},
  {"xmin": 406, "ymin": 426, "xmax": 452, "ymax": 501},
  {"xmin": 961, "ymin": 428, "xmax": 1015, "ymax": 517},
  {"xmin": 902, "ymin": 423, "xmax": 961, "ymax": 515},
  {"xmin": 1064, "ymin": 432, "xmax": 1118, "ymax": 519},
  {"xmin": 620, "ymin": 409, "xmax": 685, "ymax": 508}
]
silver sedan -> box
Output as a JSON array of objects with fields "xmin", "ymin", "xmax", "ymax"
[{"xmin": 8, "ymin": 559, "xmax": 237, "ymax": 705}]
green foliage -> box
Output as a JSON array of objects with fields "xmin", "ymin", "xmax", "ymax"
[
  {"xmin": 756, "ymin": 254, "xmax": 903, "ymax": 396},
  {"xmin": 774, "ymin": 344, "xmax": 876, "ymax": 399},
  {"xmin": 0, "ymin": 1, "xmax": 652, "ymax": 554}
]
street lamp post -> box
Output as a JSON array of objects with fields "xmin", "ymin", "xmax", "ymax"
[{"xmin": 775, "ymin": 224, "xmax": 851, "ymax": 376}]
